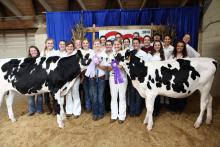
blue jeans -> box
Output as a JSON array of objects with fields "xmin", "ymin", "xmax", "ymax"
[
  {"xmin": 128, "ymin": 80, "xmax": 142, "ymax": 116},
  {"xmin": 28, "ymin": 95, "xmax": 43, "ymax": 113},
  {"xmin": 83, "ymin": 77, "xmax": 92, "ymax": 111},
  {"xmin": 89, "ymin": 78, "xmax": 105, "ymax": 117}
]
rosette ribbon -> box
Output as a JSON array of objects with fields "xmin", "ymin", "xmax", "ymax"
[
  {"xmin": 111, "ymin": 60, "xmax": 124, "ymax": 84},
  {"xmin": 85, "ymin": 55, "xmax": 100, "ymax": 78}
]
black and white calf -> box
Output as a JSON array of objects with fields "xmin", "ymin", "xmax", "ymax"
[
  {"xmin": 0, "ymin": 50, "xmax": 90, "ymax": 128},
  {"xmin": 116, "ymin": 50, "xmax": 217, "ymax": 131}
]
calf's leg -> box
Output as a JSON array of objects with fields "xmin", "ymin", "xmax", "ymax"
[
  {"xmin": 146, "ymin": 94, "xmax": 157, "ymax": 131},
  {"xmin": 5, "ymin": 91, "xmax": 16, "ymax": 122},
  {"xmin": 206, "ymin": 94, "xmax": 213, "ymax": 124}
]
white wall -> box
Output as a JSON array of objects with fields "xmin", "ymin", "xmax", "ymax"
[
  {"xmin": 34, "ymin": 27, "xmax": 47, "ymax": 53},
  {"xmin": 199, "ymin": 0, "xmax": 220, "ymax": 97},
  {"xmin": 0, "ymin": 29, "xmax": 35, "ymax": 58}
]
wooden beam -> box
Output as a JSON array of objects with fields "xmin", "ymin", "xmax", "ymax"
[
  {"xmin": 141, "ymin": 0, "xmax": 148, "ymax": 9},
  {"xmin": 76, "ymin": 0, "xmax": 87, "ymax": 10},
  {"xmin": 117, "ymin": 0, "xmax": 123, "ymax": 9},
  {"xmin": 0, "ymin": 0, "xmax": 23, "ymax": 16},
  {"xmin": 37, "ymin": 0, "xmax": 52, "ymax": 11},
  {"xmin": 180, "ymin": 0, "xmax": 188, "ymax": 6},
  {"xmin": 85, "ymin": 25, "xmax": 165, "ymax": 32}
]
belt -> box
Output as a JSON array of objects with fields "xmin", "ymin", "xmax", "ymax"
[{"xmin": 91, "ymin": 75, "xmax": 105, "ymax": 80}]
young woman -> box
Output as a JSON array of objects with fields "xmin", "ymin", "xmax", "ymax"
[
  {"xmin": 41, "ymin": 38, "xmax": 59, "ymax": 115},
  {"xmin": 58, "ymin": 40, "xmax": 66, "ymax": 56},
  {"xmin": 169, "ymin": 41, "xmax": 188, "ymax": 113},
  {"xmin": 151, "ymin": 40, "xmax": 165, "ymax": 116},
  {"xmin": 65, "ymin": 42, "xmax": 81, "ymax": 118},
  {"xmin": 107, "ymin": 39, "xmax": 128, "ymax": 124},
  {"xmin": 182, "ymin": 33, "xmax": 200, "ymax": 58},
  {"xmin": 81, "ymin": 39, "xmax": 92, "ymax": 112},
  {"xmin": 74, "ymin": 39, "xmax": 82, "ymax": 50},
  {"xmin": 122, "ymin": 38, "xmax": 131, "ymax": 50},
  {"xmin": 85, "ymin": 39, "xmax": 108, "ymax": 121},
  {"xmin": 27, "ymin": 46, "xmax": 43, "ymax": 116},
  {"xmin": 41, "ymin": 38, "xmax": 59, "ymax": 57},
  {"xmin": 100, "ymin": 35, "xmax": 107, "ymax": 47},
  {"xmin": 163, "ymin": 34, "xmax": 174, "ymax": 60}
]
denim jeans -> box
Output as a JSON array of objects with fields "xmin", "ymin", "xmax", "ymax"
[
  {"xmin": 28, "ymin": 95, "xmax": 43, "ymax": 113},
  {"xmin": 128, "ymin": 80, "xmax": 143, "ymax": 116},
  {"xmin": 83, "ymin": 77, "xmax": 92, "ymax": 111},
  {"xmin": 89, "ymin": 78, "xmax": 105, "ymax": 117}
]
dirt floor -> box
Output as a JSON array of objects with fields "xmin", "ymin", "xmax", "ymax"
[{"xmin": 0, "ymin": 92, "xmax": 220, "ymax": 147}]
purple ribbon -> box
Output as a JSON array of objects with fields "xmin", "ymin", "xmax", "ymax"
[
  {"xmin": 85, "ymin": 56, "xmax": 100, "ymax": 78},
  {"xmin": 111, "ymin": 60, "xmax": 124, "ymax": 84}
]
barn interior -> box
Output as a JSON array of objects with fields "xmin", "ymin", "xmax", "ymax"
[{"xmin": 0, "ymin": 0, "xmax": 219, "ymax": 146}]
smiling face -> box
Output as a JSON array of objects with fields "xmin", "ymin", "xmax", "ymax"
[
  {"xmin": 153, "ymin": 41, "xmax": 161, "ymax": 53},
  {"xmin": 183, "ymin": 34, "xmax": 191, "ymax": 44},
  {"xmin": 45, "ymin": 39, "xmax": 54, "ymax": 51},
  {"xmin": 105, "ymin": 41, "xmax": 113, "ymax": 53},
  {"xmin": 132, "ymin": 39, "xmax": 141, "ymax": 50},
  {"xmin": 176, "ymin": 42, "xmax": 184, "ymax": 53},
  {"xmin": 82, "ymin": 39, "xmax": 89, "ymax": 50},
  {"xmin": 59, "ymin": 41, "xmax": 66, "ymax": 52},
  {"xmin": 66, "ymin": 44, "xmax": 74, "ymax": 55},
  {"xmin": 164, "ymin": 36, "xmax": 172, "ymax": 46},
  {"xmin": 113, "ymin": 40, "xmax": 122, "ymax": 52},
  {"xmin": 123, "ymin": 39, "xmax": 130, "ymax": 48},
  {"xmin": 93, "ymin": 40, "xmax": 101, "ymax": 52},
  {"xmin": 29, "ymin": 47, "xmax": 39, "ymax": 57},
  {"xmin": 143, "ymin": 36, "xmax": 151, "ymax": 47},
  {"xmin": 75, "ymin": 40, "xmax": 81, "ymax": 49}
]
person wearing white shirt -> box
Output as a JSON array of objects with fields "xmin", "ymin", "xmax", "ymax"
[
  {"xmin": 168, "ymin": 41, "xmax": 188, "ymax": 113},
  {"xmin": 107, "ymin": 39, "xmax": 128, "ymax": 124},
  {"xmin": 163, "ymin": 35, "xmax": 174, "ymax": 60},
  {"xmin": 65, "ymin": 42, "xmax": 81, "ymax": 118},
  {"xmin": 183, "ymin": 33, "xmax": 200, "ymax": 58},
  {"xmin": 81, "ymin": 39, "xmax": 93, "ymax": 112},
  {"xmin": 128, "ymin": 38, "xmax": 151, "ymax": 117},
  {"xmin": 58, "ymin": 40, "xmax": 67, "ymax": 57},
  {"xmin": 122, "ymin": 38, "xmax": 131, "ymax": 50},
  {"xmin": 151, "ymin": 41, "xmax": 165, "ymax": 116},
  {"xmin": 40, "ymin": 38, "xmax": 58, "ymax": 115},
  {"xmin": 86, "ymin": 39, "xmax": 108, "ymax": 121},
  {"xmin": 104, "ymin": 40, "xmax": 113, "ymax": 112}
]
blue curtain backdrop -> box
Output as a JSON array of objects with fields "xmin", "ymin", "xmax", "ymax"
[{"xmin": 46, "ymin": 6, "xmax": 200, "ymax": 49}]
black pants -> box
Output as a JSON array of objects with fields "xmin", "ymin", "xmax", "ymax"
[
  {"xmin": 169, "ymin": 98, "xmax": 187, "ymax": 112},
  {"xmin": 104, "ymin": 80, "xmax": 111, "ymax": 112},
  {"xmin": 153, "ymin": 96, "xmax": 161, "ymax": 115}
]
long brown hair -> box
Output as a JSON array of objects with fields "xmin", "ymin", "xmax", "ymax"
[
  {"xmin": 173, "ymin": 40, "xmax": 187, "ymax": 58},
  {"xmin": 28, "ymin": 45, "xmax": 40, "ymax": 58},
  {"xmin": 152, "ymin": 41, "xmax": 165, "ymax": 61}
]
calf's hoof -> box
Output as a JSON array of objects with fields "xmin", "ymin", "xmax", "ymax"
[
  {"xmin": 147, "ymin": 125, "xmax": 153, "ymax": 131},
  {"xmin": 10, "ymin": 118, "xmax": 16, "ymax": 123},
  {"xmin": 194, "ymin": 121, "xmax": 201, "ymax": 129}
]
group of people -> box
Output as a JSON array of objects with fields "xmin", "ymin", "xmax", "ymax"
[{"xmin": 26, "ymin": 32, "xmax": 200, "ymax": 124}]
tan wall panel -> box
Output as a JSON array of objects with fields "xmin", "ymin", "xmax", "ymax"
[
  {"xmin": 0, "ymin": 29, "xmax": 36, "ymax": 59},
  {"xmin": 201, "ymin": 0, "xmax": 220, "ymax": 97}
]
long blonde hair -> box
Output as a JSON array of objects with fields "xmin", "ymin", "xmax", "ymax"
[{"xmin": 43, "ymin": 38, "xmax": 54, "ymax": 56}]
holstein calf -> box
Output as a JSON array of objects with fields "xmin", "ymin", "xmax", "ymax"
[
  {"xmin": 115, "ymin": 49, "xmax": 217, "ymax": 131},
  {"xmin": 0, "ymin": 50, "xmax": 90, "ymax": 128}
]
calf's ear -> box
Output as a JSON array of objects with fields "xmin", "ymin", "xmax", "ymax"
[
  {"xmin": 77, "ymin": 50, "xmax": 83, "ymax": 59},
  {"xmin": 115, "ymin": 53, "xmax": 122, "ymax": 62},
  {"xmin": 125, "ymin": 49, "xmax": 131, "ymax": 59}
]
